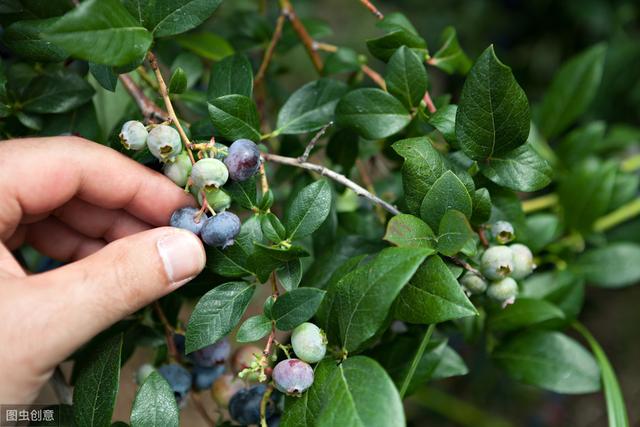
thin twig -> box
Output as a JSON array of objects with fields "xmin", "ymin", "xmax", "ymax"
[
  {"xmin": 136, "ymin": 66, "xmax": 158, "ymax": 90},
  {"xmin": 154, "ymin": 302, "xmax": 179, "ymax": 361},
  {"xmin": 50, "ymin": 366, "xmax": 73, "ymax": 405},
  {"xmin": 478, "ymin": 227, "xmax": 489, "ymax": 248},
  {"xmin": 444, "ymin": 256, "xmax": 482, "ymax": 276},
  {"xmin": 299, "ymin": 122, "xmax": 333, "ymax": 162},
  {"xmin": 259, "ymin": 163, "xmax": 270, "ymax": 194},
  {"xmin": 423, "ymin": 90, "xmax": 437, "ymax": 114},
  {"xmin": 399, "ymin": 324, "xmax": 435, "ymax": 398},
  {"xmin": 361, "ymin": 65, "xmax": 387, "ymax": 90},
  {"xmin": 359, "ymin": 0, "xmax": 384, "ymax": 19},
  {"xmin": 255, "ymin": 13, "xmax": 286, "ymax": 85},
  {"xmin": 118, "ymin": 74, "xmax": 168, "ymax": 122},
  {"xmin": 279, "ymin": 0, "xmax": 324, "ymax": 73},
  {"xmin": 355, "ymin": 158, "xmax": 386, "ymax": 223},
  {"xmin": 260, "ymin": 384, "xmax": 275, "ymax": 427},
  {"xmin": 263, "ymin": 152, "xmax": 400, "ymax": 215},
  {"xmin": 191, "ymin": 392, "xmax": 216, "ymax": 427}
]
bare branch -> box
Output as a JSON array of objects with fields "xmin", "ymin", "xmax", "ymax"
[
  {"xmin": 299, "ymin": 122, "xmax": 333, "ymax": 163},
  {"xmin": 359, "ymin": 0, "xmax": 384, "ymax": 19},
  {"xmin": 255, "ymin": 13, "xmax": 286, "ymax": 85},
  {"xmin": 279, "ymin": 0, "xmax": 323, "ymax": 73},
  {"xmin": 118, "ymin": 74, "xmax": 168, "ymax": 122}
]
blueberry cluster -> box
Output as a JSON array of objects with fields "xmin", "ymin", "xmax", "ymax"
[
  {"xmin": 459, "ymin": 221, "xmax": 535, "ymax": 307},
  {"xmin": 120, "ymin": 122, "xmax": 262, "ymax": 250}
]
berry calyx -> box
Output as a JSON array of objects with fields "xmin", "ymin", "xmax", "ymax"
[
  {"xmin": 163, "ymin": 151, "xmax": 192, "ymax": 187},
  {"xmin": 459, "ymin": 271, "xmax": 488, "ymax": 295},
  {"xmin": 510, "ymin": 243, "xmax": 535, "ymax": 279},
  {"xmin": 147, "ymin": 125, "xmax": 182, "ymax": 162},
  {"xmin": 201, "ymin": 211, "xmax": 241, "ymax": 248},
  {"xmin": 272, "ymin": 358, "xmax": 314, "ymax": 396},
  {"xmin": 231, "ymin": 345, "xmax": 263, "ymax": 374},
  {"xmin": 291, "ymin": 322, "xmax": 327, "ymax": 363},
  {"xmin": 224, "ymin": 139, "xmax": 261, "ymax": 182},
  {"xmin": 191, "ymin": 158, "xmax": 229, "ymax": 190},
  {"xmin": 119, "ymin": 120, "xmax": 148, "ymax": 150},
  {"xmin": 169, "ymin": 206, "xmax": 206, "ymax": 236},
  {"xmin": 481, "ymin": 246, "xmax": 515, "ymax": 281},
  {"xmin": 491, "ymin": 220, "xmax": 515, "ymax": 244}
]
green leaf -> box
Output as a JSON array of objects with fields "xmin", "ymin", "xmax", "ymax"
[
  {"xmin": 430, "ymin": 26, "xmax": 472, "ymax": 75},
  {"xmin": 225, "ymin": 175, "xmax": 257, "ymax": 210},
  {"xmin": 574, "ymin": 323, "xmax": 630, "ymax": 427},
  {"xmin": 21, "ymin": 70, "xmax": 94, "ymax": 114},
  {"xmin": 207, "ymin": 53, "xmax": 253, "ymax": 100},
  {"xmin": 3, "ymin": 18, "xmax": 68, "ymax": 62},
  {"xmin": 261, "ymin": 213, "xmax": 287, "ymax": 243},
  {"xmin": 376, "ymin": 12, "xmax": 419, "ymax": 35},
  {"xmin": 236, "ymin": 315, "xmax": 272, "ymax": 343},
  {"xmin": 436, "ymin": 210, "xmax": 474, "ymax": 256},
  {"xmin": 123, "ymin": 0, "xmax": 222, "ymax": 38},
  {"xmin": 471, "ymin": 188, "xmax": 491, "ymax": 225},
  {"xmin": 522, "ymin": 213, "xmax": 562, "ymax": 253},
  {"xmin": 323, "ymin": 47, "xmax": 361, "ymax": 75},
  {"xmin": 327, "ymin": 247, "xmax": 430, "ymax": 352},
  {"xmin": 45, "ymin": 0, "xmax": 152, "ymax": 67},
  {"xmin": 207, "ymin": 215, "xmax": 262, "ymax": 277},
  {"xmin": 366, "ymin": 29, "xmax": 427, "ymax": 62},
  {"xmin": 395, "ymin": 255, "xmax": 477, "ymax": 324},
  {"xmin": 185, "ymin": 281, "xmax": 255, "ymax": 353},
  {"xmin": 336, "ymin": 88, "xmax": 411, "ymax": 140},
  {"xmin": 281, "ymin": 356, "xmax": 405, "ymax": 427},
  {"xmin": 284, "ymin": 180, "xmax": 332, "ymax": 240},
  {"xmin": 276, "ymin": 259, "xmax": 303, "ymax": 292},
  {"xmin": 522, "ymin": 271, "xmax": 585, "ymax": 321},
  {"xmin": 89, "ymin": 63, "xmax": 118, "ymax": 92},
  {"xmin": 272, "ymin": 287, "xmax": 326, "ymax": 331},
  {"xmin": 73, "ymin": 334, "xmax": 123, "ymax": 427},
  {"xmin": 393, "ymin": 137, "xmax": 447, "ymax": 214},
  {"xmin": 275, "ymin": 79, "xmax": 347, "ymax": 135},
  {"xmin": 572, "ymin": 243, "xmax": 640, "ymax": 288},
  {"xmin": 385, "ymin": 46, "xmax": 428, "ymax": 109},
  {"xmin": 168, "ymin": 67, "xmax": 187, "ymax": 94},
  {"xmin": 428, "ymin": 104, "xmax": 457, "ymax": 143},
  {"xmin": 249, "ymin": 243, "xmax": 308, "ymax": 283},
  {"xmin": 175, "ymin": 32, "xmax": 233, "ymax": 61},
  {"xmin": 383, "ymin": 214, "xmax": 436, "ymax": 249},
  {"xmin": 535, "ymin": 44, "xmax": 607, "ymax": 138},
  {"xmin": 480, "ymin": 144, "xmax": 552, "ymax": 192},
  {"xmin": 455, "ymin": 45, "xmax": 530, "ymax": 160},
  {"xmin": 130, "ymin": 371, "xmax": 179, "ymax": 427},
  {"xmin": 208, "ymin": 95, "xmax": 261, "ymax": 142},
  {"xmin": 493, "ymin": 331, "xmax": 600, "ymax": 394},
  {"xmin": 488, "ymin": 298, "xmax": 565, "ymax": 332},
  {"xmin": 419, "ymin": 170, "xmax": 472, "ymax": 230}
]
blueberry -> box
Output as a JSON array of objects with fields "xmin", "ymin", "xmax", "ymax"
[
  {"xmin": 491, "ymin": 221, "xmax": 515, "ymax": 244},
  {"xmin": 147, "ymin": 125, "xmax": 182, "ymax": 162},
  {"xmin": 170, "ymin": 207, "xmax": 206, "ymax": 236},
  {"xmin": 267, "ymin": 414, "xmax": 281, "ymax": 427},
  {"xmin": 163, "ymin": 151, "xmax": 192, "ymax": 187},
  {"xmin": 119, "ymin": 120, "xmax": 148, "ymax": 150},
  {"xmin": 201, "ymin": 211, "xmax": 241, "ymax": 249},
  {"xmin": 173, "ymin": 333, "xmax": 186, "ymax": 357},
  {"xmin": 229, "ymin": 384, "xmax": 276, "ymax": 425},
  {"xmin": 197, "ymin": 188, "xmax": 232, "ymax": 212},
  {"xmin": 291, "ymin": 323, "xmax": 327, "ymax": 364},
  {"xmin": 272, "ymin": 358, "xmax": 314, "ymax": 396},
  {"xmin": 211, "ymin": 373, "xmax": 245, "ymax": 408},
  {"xmin": 135, "ymin": 363, "xmax": 155, "ymax": 386},
  {"xmin": 487, "ymin": 277, "xmax": 518, "ymax": 303},
  {"xmin": 231, "ymin": 345, "xmax": 262, "ymax": 374},
  {"xmin": 191, "ymin": 365, "xmax": 225, "ymax": 391},
  {"xmin": 481, "ymin": 246, "xmax": 514, "ymax": 281},
  {"xmin": 191, "ymin": 158, "xmax": 229, "ymax": 190},
  {"xmin": 189, "ymin": 338, "xmax": 231, "ymax": 367},
  {"xmin": 509, "ymin": 243, "xmax": 534, "ymax": 280},
  {"xmin": 157, "ymin": 363, "xmax": 192, "ymax": 405},
  {"xmin": 459, "ymin": 271, "xmax": 488, "ymax": 295},
  {"xmin": 224, "ymin": 139, "xmax": 261, "ymax": 182}
]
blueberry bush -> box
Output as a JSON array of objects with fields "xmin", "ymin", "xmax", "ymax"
[{"xmin": 2, "ymin": 0, "xmax": 640, "ymax": 426}]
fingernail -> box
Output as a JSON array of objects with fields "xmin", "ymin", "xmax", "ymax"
[{"xmin": 157, "ymin": 230, "xmax": 205, "ymax": 286}]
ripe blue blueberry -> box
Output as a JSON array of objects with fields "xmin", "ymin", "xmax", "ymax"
[
  {"xmin": 491, "ymin": 221, "xmax": 515, "ymax": 244},
  {"xmin": 163, "ymin": 151, "xmax": 192, "ymax": 187},
  {"xmin": 157, "ymin": 363, "xmax": 192, "ymax": 405},
  {"xmin": 201, "ymin": 211, "xmax": 241, "ymax": 249},
  {"xmin": 229, "ymin": 384, "xmax": 276, "ymax": 425},
  {"xmin": 119, "ymin": 120, "xmax": 148, "ymax": 150},
  {"xmin": 481, "ymin": 246, "xmax": 514, "ymax": 281},
  {"xmin": 291, "ymin": 323, "xmax": 327, "ymax": 363},
  {"xmin": 135, "ymin": 363, "xmax": 155, "ymax": 385},
  {"xmin": 211, "ymin": 373, "xmax": 245, "ymax": 408},
  {"xmin": 191, "ymin": 365, "xmax": 225, "ymax": 391},
  {"xmin": 170, "ymin": 207, "xmax": 206, "ymax": 236},
  {"xmin": 197, "ymin": 188, "xmax": 232, "ymax": 212},
  {"xmin": 272, "ymin": 358, "xmax": 314, "ymax": 396},
  {"xmin": 509, "ymin": 243, "xmax": 535, "ymax": 279},
  {"xmin": 189, "ymin": 338, "xmax": 231, "ymax": 367},
  {"xmin": 147, "ymin": 125, "xmax": 182, "ymax": 162},
  {"xmin": 224, "ymin": 139, "xmax": 261, "ymax": 182},
  {"xmin": 487, "ymin": 276, "xmax": 518, "ymax": 304},
  {"xmin": 459, "ymin": 272, "xmax": 488, "ymax": 295},
  {"xmin": 191, "ymin": 158, "xmax": 229, "ymax": 190}
]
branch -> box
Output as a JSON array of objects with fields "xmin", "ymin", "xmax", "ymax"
[
  {"xmin": 299, "ymin": 122, "xmax": 333, "ymax": 162},
  {"xmin": 119, "ymin": 74, "xmax": 168, "ymax": 122},
  {"xmin": 154, "ymin": 302, "xmax": 179, "ymax": 362},
  {"xmin": 423, "ymin": 90, "xmax": 437, "ymax": 114},
  {"xmin": 444, "ymin": 256, "xmax": 482, "ymax": 276},
  {"xmin": 259, "ymin": 384, "xmax": 275, "ymax": 427},
  {"xmin": 255, "ymin": 13, "xmax": 286, "ymax": 85},
  {"xmin": 262, "ymin": 152, "xmax": 400, "ymax": 215},
  {"xmin": 359, "ymin": 0, "xmax": 384, "ymax": 19},
  {"xmin": 279, "ymin": 0, "xmax": 323, "ymax": 73},
  {"xmin": 361, "ymin": 64, "xmax": 386, "ymax": 90}
]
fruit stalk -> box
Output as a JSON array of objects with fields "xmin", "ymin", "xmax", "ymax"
[{"xmin": 259, "ymin": 384, "xmax": 274, "ymax": 427}]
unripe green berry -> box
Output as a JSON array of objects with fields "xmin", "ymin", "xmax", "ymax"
[
  {"xmin": 163, "ymin": 151, "xmax": 192, "ymax": 186},
  {"xmin": 147, "ymin": 125, "xmax": 182, "ymax": 162},
  {"xmin": 135, "ymin": 363, "xmax": 155, "ymax": 385},
  {"xmin": 481, "ymin": 246, "xmax": 514, "ymax": 280},
  {"xmin": 291, "ymin": 322, "xmax": 327, "ymax": 363},
  {"xmin": 459, "ymin": 272, "xmax": 488, "ymax": 294},
  {"xmin": 119, "ymin": 120, "xmax": 148, "ymax": 150},
  {"xmin": 510, "ymin": 243, "xmax": 534, "ymax": 279},
  {"xmin": 191, "ymin": 158, "xmax": 229, "ymax": 190},
  {"xmin": 487, "ymin": 277, "xmax": 518, "ymax": 303},
  {"xmin": 491, "ymin": 221, "xmax": 515, "ymax": 244},
  {"xmin": 198, "ymin": 188, "xmax": 232, "ymax": 212}
]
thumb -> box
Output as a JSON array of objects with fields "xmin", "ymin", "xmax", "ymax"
[{"xmin": 24, "ymin": 226, "xmax": 205, "ymax": 366}]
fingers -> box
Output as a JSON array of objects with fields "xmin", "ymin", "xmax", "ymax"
[
  {"xmin": 0, "ymin": 136, "xmax": 193, "ymax": 240},
  {"xmin": 22, "ymin": 227, "xmax": 205, "ymax": 369},
  {"xmin": 0, "ymin": 243, "xmax": 24, "ymax": 278},
  {"xmin": 23, "ymin": 217, "xmax": 106, "ymax": 262}
]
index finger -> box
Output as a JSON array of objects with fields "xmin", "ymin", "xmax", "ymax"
[{"xmin": 0, "ymin": 137, "xmax": 193, "ymax": 238}]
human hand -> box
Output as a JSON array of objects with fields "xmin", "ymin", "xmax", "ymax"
[{"xmin": 0, "ymin": 137, "xmax": 206, "ymax": 403}]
